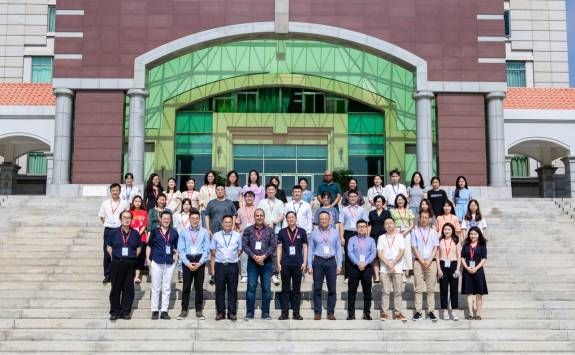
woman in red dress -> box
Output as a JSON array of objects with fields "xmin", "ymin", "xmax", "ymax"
[{"xmin": 130, "ymin": 195, "xmax": 148, "ymax": 283}]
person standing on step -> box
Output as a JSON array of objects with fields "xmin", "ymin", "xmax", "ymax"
[
  {"xmin": 199, "ymin": 170, "xmax": 217, "ymax": 227},
  {"xmin": 407, "ymin": 171, "xmax": 427, "ymax": 219},
  {"xmin": 346, "ymin": 219, "xmax": 376, "ymax": 320},
  {"xmin": 177, "ymin": 209, "xmax": 210, "ymax": 320},
  {"xmin": 98, "ymin": 183, "xmax": 130, "ymax": 284},
  {"xmin": 283, "ymin": 185, "xmax": 313, "ymax": 236},
  {"xmin": 391, "ymin": 194, "xmax": 415, "ymax": 282},
  {"xmin": 120, "ymin": 173, "xmax": 142, "ymax": 204},
  {"xmin": 129, "ymin": 196, "xmax": 148, "ymax": 284},
  {"xmin": 210, "ymin": 215, "xmax": 242, "ymax": 321},
  {"xmin": 377, "ymin": 216, "xmax": 407, "ymax": 321},
  {"xmin": 241, "ymin": 170, "xmax": 265, "ymax": 208},
  {"xmin": 435, "ymin": 200, "xmax": 462, "ymax": 239},
  {"xmin": 106, "ymin": 210, "xmax": 141, "ymax": 320},
  {"xmin": 298, "ymin": 177, "xmax": 314, "ymax": 204},
  {"xmin": 257, "ymin": 183, "xmax": 285, "ymax": 286},
  {"xmin": 308, "ymin": 211, "xmax": 343, "ymax": 320},
  {"xmin": 411, "ymin": 210, "xmax": 440, "ymax": 321},
  {"xmin": 367, "ymin": 175, "xmax": 385, "ymax": 209},
  {"xmin": 269, "ymin": 176, "xmax": 288, "ymax": 204},
  {"xmin": 277, "ymin": 211, "xmax": 308, "ymax": 320},
  {"xmin": 236, "ymin": 190, "xmax": 256, "ymax": 283},
  {"xmin": 173, "ymin": 198, "xmax": 193, "ymax": 283},
  {"xmin": 461, "ymin": 199, "xmax": 488, "ymax": 241},
  {"xmin": 146, "ymin": 210, "xmax": 179, "ymax": 320},
  {"xmin": 181, "ymin": 177, "xmax": 200, "ymax": 210},
  {"xmin": 242, "ymin": 208, "xmax": 276, "ymax": 320},
  {"xmin": 368, "ymin": 195, "xmax": 391, "ymax": 283},
  {"xmin": 164, "ymin": 177, "xmax": 182, "ymax": 213},
  {"xmin": 147, "ymin": 193, "xmax": 170, "ymax": 232},
  {"xmin": 316, "ymin": 170, "xmax": 342, "ymax": 211},
  {"xmin": 384, "ymin": 169, "xmax": 408, "ymax": 209},
  {"xmin": 461, "ymin": 226, "xmax": 488, "ymax": 320},
  {"xmin": 225, "ymin": 170, "xmax": 242, "ymax": 210},
  {"xmin": 453, "ymin": 176, "xmax": 472, "ymax": 222},
  {"xmin": 436, "ymin": 222, "xmax": 461, "ymax": 321},
  {"xmin": 339, "ymin": 190, "xmax": 368, "ymax": 281},
  {"xmin": 427, "ymin": 176, "xmax": 448, "ymax": 219},
  {"xmin": 341, "ymin": 178, "xmax": 366, "ymax": 207},
  {"xmin": 144, "ymin": 173, "xmax": 163, "ymax": 211}
]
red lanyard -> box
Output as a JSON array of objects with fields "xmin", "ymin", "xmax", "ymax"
[
  {"xmin": 386, "ymin": 234, "xmax": 395, "ymax": 250},
  {"xmin": 319, "ymin": 229, "xmax": 330, "ymax": 244},
  {"xmin": 110, "ymin": 199, "xmax": 120, "ymax": 214},
  {"xmin": 255, "ymin": 228, "xmax": 264, "ymax": 241},
  {"xmin": 267, "ymin": 199, "xmax": 276, "ymax": 213},
  {"xmin": 358, "ymin": 236, "xmax": 366, "ymax": 254},
  {"xmin": 159, "ymin": 227, "xmax": 170, "ymax": 245},
  {"xmin": 121, "ymin": 229, "xmax": 130, "ymax": 245},
  {"xmin": 189, "ymin": 228, "xmax": 199, "ymax": 244},
  {"xmin": 288, "ymin": 228, "xmax": 298, "ymax": 245},
  {"xmin": 470, "ymin": 243, "xmax": 477, "ymax": 260},
  {"xmin": 397, "ymin": 208, "xmax": 407, "ymax": 224},
  {"xmin": 153, "ymin": 187, "xmax": 159, "ymax": 198},
  {"xmin": 418, "ymin": 228, "xmax": 430, "ymax": 246},
  {"xmin": 443, "ymin": 239, "xmax": 453, "ymax": 259},
  {"xmin": 349, "ymin": 206, "xmax": 357, "ymax": 220},
  {"xmin": 180, "ymin": 213, "xmax": 190, "ymax": 229},
  {"xmin": 243, "ymin": 206, "xmax": 254, "ymax": 221}
]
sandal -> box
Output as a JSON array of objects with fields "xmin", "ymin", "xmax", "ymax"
[
  {"xmin": 134, "ymin": 278, "xmax": 141, "ymax": 284},
  {"xmin": 475, "ymin": 315, "xmax": 482, "ymax": 320},
  {"xmin": 467, "ymin": 315, "xmax": 475, "ymax": 320}
]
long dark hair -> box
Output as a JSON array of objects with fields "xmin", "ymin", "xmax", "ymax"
[
  {"xmin": 347, "ymin": 177, "xmax": 359, "ymax": 191},
  {"xmin": 465, "ymin": 226, "xmax": 487, "ymax": 246},
  {"xmin": 269, "ymin": 176, "xmax": 281, "ymax": 188},
  {"xmin": 145, "ymin": 173, "xmax": 163, "ymax": 197},
  {"xmin": 204, "ymin": 170, "xmax": 217, "ymax": 185},
  {"xmin": 442, "ymin": 200, "xmax": 456, "ymax": 216},
  {"xmin": 394, "ymin": 193, "xmax": 408, "ymax": 208},
  {"xmin": 418, "ymin": 198, "xmax": 435, "ymax": 219},
  {"xmin": 226, "ymin": 170, "xmax": 240, "ymax": 187},
  {"xmin": 166, "ymin": 177, "xmax": 178, "ymax": 193},
  {"xmin": 248, "ymin": 170, "xmax": 261, "ymax": 186},
  {"xmin": 180, "ymin": 198, "xmax": 192, "ymax": 213},
  {"xmin": 129, "ymin": 195, "xmax": 144, "ymax": 211},
  {"xmin": 410, "ymin": 171, "xmax": 425, "ymax": 189},
  {"xmin": 464, "ymin": 199, "xmax": 482, "ymax": 221},
  {"xmin": 440, "ymin": 222, "xmax": 459, "ymax": 244},
  {"xmin": 454, "ymin": 175, "xmax": 468, "ymax": 198}
]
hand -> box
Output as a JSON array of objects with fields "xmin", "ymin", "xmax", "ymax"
[
  {"xmin": 307, "ymin": 267, "xmax": 313, "ymax": 275},
  {"xmin": 146, "ymin": 259, "xmax": 152, "ymax": 268},
  {"xmin": 300, "ymin": 263, "xmax": 306, "ymax": 272},
  {"xmin": 340, "ymin": 238, "xmax": 345, "ymax": 246},
  {"xmin": 358, "ymin": 262, "xmax": 365, "ymax": 271},
  {"xmin": 210, "ymin": 267, "xmax": 215, "ymax": 275},
  {"xmin": 276, "ymin": 264, "xmax": 282, "ymax": 273},
  {"xmin": 437, "ymin": 269, "xmax": 443, "ymax": 279},
  {"xmin": 469, "ymin": 267, "xmax": 476, "ymax": 274},
  {"xmin": 453, "ymin": 270, "xmax": 460, "ymax": 279},
  {"xmin": 186, "ymin": 263, "xmax": 194, "ymax": 271},
  {"xmin": 336, "ymin": 267, "xmax": 341, "ymax": 274}
]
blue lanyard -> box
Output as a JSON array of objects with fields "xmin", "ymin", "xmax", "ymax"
[
  {"xmin": 223, "ymin": 232, "xmax": 232, "ymax": 248},
  {"xmin": 124, "ymin": 186, "xmax": 132, "ymax": 200}
]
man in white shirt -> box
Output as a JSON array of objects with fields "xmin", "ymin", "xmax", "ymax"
[
  {"xmin": 384, "ymin": 169, "xmax": 408, "ymax": 208},
  {"xmin": 257, "ymin": 184, "xmax": 285, "ymax": 286},
  {"xmin": 98, "ymin": 183, "xmax": 130, "ymax": 284},
  {"xmin": 283, "ymin": 185, "xmax": 312, "ymax": 235},
  {"xmin": 377, "ymin": 216, "xmax": 407, "ymax": 321}
]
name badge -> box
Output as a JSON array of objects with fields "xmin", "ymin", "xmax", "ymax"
[
  {"xmin": 469, "ymin": 260, "xmax": 476, "ymax": 268},
  {"xmin": 444, "ymin": 259, "xmax": 451, "ymax": 268},
  {"xmin": 224, "ymin": 248, "xmax": 232, "ymax": 258},
  {"xmin": 323, "ymin": 245, "xmax": 330, "ymax": 255},
  {"xmin": 165, "ymin": 246, "xmax": 171, "ymax": 255},
  {"xmin": 255, "ymin": 241, "xmax": 262, "ymax": 250},
  {"xmin": 190, "ymin": 247, "xmax": 197, "ymax": 255},
  {"xmin": 122, "ymin": 247, "xmax": 128, "ymax": 257},
  {"xmin": 289, "ymin": 246, "xmax": 296, "ymax": 256},
  {"xmin": 359, "ymin": 254, "xmax": 366, "ymax": 263}
]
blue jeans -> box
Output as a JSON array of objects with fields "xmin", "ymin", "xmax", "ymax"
[{"xmin": 246, "ymin": 258, "xmax": 273, "ymax": 316}]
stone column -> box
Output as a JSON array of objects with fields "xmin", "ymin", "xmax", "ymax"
[
  {"xmin": 45, "ymin": 152, "xmax": 54, "ymax": 185},
  {"xmin": 51, "ymin": 88, "xmax": 74, "ymax": 185},
  {"xmin": 486, "ymin": 92, "xmax": 507, "ymax": 187},
  {"xmin": 413, "ymin": 91, "xmax": 434, "ymax": 183},
  {"xmin": 0, "ymin": 162, "xmax": 20, "ymax": 195},
  {"xmin": 127, "ymin": 89, "xmax": 148, "ymax": 186},
  {"xmin": 560, "ymin": 156, "xmax": 575, "ymax": 198},
  {"xmin": 536, "ymin": 166, "xmax": 557, "ymax": 198},
  {"xmin": 505, "ymin": 155, "xmax": 514, "ymax": 189}
]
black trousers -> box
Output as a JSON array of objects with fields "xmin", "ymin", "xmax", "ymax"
[
  {"xmin": 280, "ymin": 264, "xmax": 303, "ymax": 315},
  {"xmin": 103, "ymin": 227, "xmax": 114, "ymax": 278},
  {"xmin": 312, "ymin": 256, "xmax": 337, "ymax": 315},
  {"xmin": 214, "ymin": 262, "xmax": 239, "ymax": 315},
  {"xmin": 109, "ymin": 258, "xmax": 136, "ymax": 316},
  {"xmin": 343, "ymin": 230, "xmax": 356, "ymax": 279},
  {"xmin": 181, "ymin": 261, "xmax": 205, "ymax": 312},
  {"xmin": 347, "ymin": 264, "xmax": 373, "ymax": 316},
  {"xmin": 439, "ymin": 260, "xmax": 459, "ymax": 309}
]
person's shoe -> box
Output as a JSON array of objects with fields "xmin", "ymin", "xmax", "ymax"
[
  {"xmin": 178, "ymin": 271, "xmax": 183, "ymax": 283},
  {"xmin": 109, "ymin": 314, "xmax": 119, "ymax": 321},
  {"xmin": 160, "ymin": 312, "xmax": 170, "ymax": 320},
  {"xmin": 394, "ymin": 312, "xmax": 407, "ymax": 321},
  {"xmin": 374, "ymin": 279, "xmax": 380, "ymax": 284},
  {"xmin": 314, "ymin": 314, "xmax": 321, "ymax": 320},
  {"xmin": 327, "ymin": 314, "xmax": 336, "ymax": 320},
  {"xmin": 475, "ymin": 315, "xmax": 482, "ymax": 320},
  {"xmin": 102, "ymin": 277, "xmax": 110, "ymax": 285},
  {"xmin": 380, "ymin": 312, "xmax": 388, "ymax": 321},
  {"xmin": 262, "ymin": 314, "xmax": 272, "ymax": 320},
  {"xmin": 362, "ymin": 313, "xmax": 372, "ymax": 320},
  {"xmin": 151, "ymin": 311, "xmax": 159, "ymax": 320},
  {"xmin": 443, "ymin": 309, "xmax": 450, "ymax": 320},
  {"xmin": 293, "ymin": 313, "xmax": 303, "ymax": 320},
  {"xmin": 209, "ymin": 275, "xmax": 215, "ymax": 285},
  {"xmin": 346, "ymin": 313, "xmax": 355, "ymax": 320},
  {"xmin": 272, "ymin": 274, "xmax": 280, "ymax": 286},
  {"xmin": 120, "ymin": 314, "xmax": 131, "ymax": 320},
  {"xmin": 196, "ymin": 311, "xmax": 205, "ymax": 320},
  {"xmin": 215, "ymin": 313, "xmax": 225, "ymax": 321},
  {"xmin": 240, "ymin": 276, "xmax": 248, "ymax": 283},
  {"xmin": 412, "ymin": 312, "xmax": 423, "ymax": 321},
  {"xmin": 244, "ymin": 313, "xmax": 254, "ymax": 321},
  {"xmin": 228, "ymin": 313, "xmax": 237, "ymax": 321},
  {"xmin": 451, "ymin": 310, "xmax": 459, "ymax": 321},
  {"xmin": 427, "ymin": 312, "xmax": 437, "ymax": 322},
  {"xmin": 278, "ymin": 313, "xmax": 289, "ymax": 320},
  {"xmin": 177, "ymin": 310, "xmax": 188, "ymax": 320}
]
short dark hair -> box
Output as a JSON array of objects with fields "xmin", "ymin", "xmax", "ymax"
[
  {"xmin": 292, "ymin": 185, "xmax": 302, "ymax": 192},
  {"xmin": 156, "ymin": 192, "xmax": 167, "ymax": 200},
  {"xmin": 285, "ymin": 211, "xmax": 297, "ymax": 219},
  {"xmin": 348, "ymin": 189, "xmax": 358, "ymax": 196},
  {"xmin": 265, "ymin": 183, "xmax": 277, "ymax": 190},
  {"xmin": 120, "ymin": 210, "xmax": 132, "ymax": 219},
  {"xmin": 356, "ymin": 219, "xmax": 368, "ymax": 226},
  {"xmin": 431, "ymin": 176, "xmax": 441, "ymax": 184},
  {"xmin": 383, "ymin": 216, "xmax": 395, "ymax": 224},
  {"xmin": 110, "ymin": 183, "xmax": 121, "ymax": 191},
  {"xmin": 373, "ymin": 195, "xmax": 386, "ymax": 204},
  {"xmin": 124, "ymin": 173, "xmax": 134, "ymax": 180},
  {"xmin": 222, "ymin": 214, "xmax": 234, "ymax": 221},
  {"xmin": 389, "ymin": 169, "xmax": 400, "ymax": 177},
  {"xmin": 160, "ymin": 210, "xmax": 172, "ymax": 219},
  {"xmin": 243, "ymin": 190, "xmax": 255, "ymax": 197},
  {"xmin": 215, "ymin": 183, "xmax": 225, "ymax": 189},
  {"xmin": 189, "ymin": 208, "xmax": 200, "ymax": 217},
  {"xmin": 318, "ymin": 210, "xmax": 331, "ymax": 218}
]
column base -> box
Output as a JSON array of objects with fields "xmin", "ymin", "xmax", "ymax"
[
  {"xmin": 536, "ymin": 166, "xmax": 558, "ymax": 198},
  {"xmin": 0, "ymin": 163, "xmax": 21, "ymax": 195}
]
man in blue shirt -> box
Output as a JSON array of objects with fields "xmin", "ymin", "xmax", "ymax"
[
  {"xmin": 277, "ymin": 211, "xmax": 308, "ymax": 320},
  {"xmin": 177, "ymin": 209, "xmax": 210, "ymax": 320},
  {"xmin": 346, "ymin": 219, "xmax": 376, "ymax": 320},
  {"xmin": 308, "ymin": 211, "xmax": 343, "ymax": 320},
  {"xmin": 210, "ymin": 215, "xmax": 242, "ymax": 321},
  {"xmin": 315, "ymin": 170, "xmax": 342, "ymax": 211},
  {"xmin": 242, "ymin": 208, "xmax": 276, "ymax": 320},
  {"xmin": 106, "ymin": 210, "xmax": 141, "ymax": 321},
  {"xmin": 339, "ymin": 190, "xmax": 368, "ymax": 280},
  {"xmin": 146, "ymin": 211, "xmax": 179, "ymax": 320}
]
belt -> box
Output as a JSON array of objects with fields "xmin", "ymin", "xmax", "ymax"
[
  {"xmin": 314, "ymin": 255, "xmax": 335, "ymax": 261},
  {"xmin": 216, "ymin": 261, "xmax": 238, "ymax": 266},
  {"xmin": 114, "ymin": 258, "xmax": 136, "ymax": 262}
]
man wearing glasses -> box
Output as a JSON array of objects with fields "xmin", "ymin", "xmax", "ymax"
[{"xmin": 315, "ymin": 171, "xmax": 342, "ymax": 211}]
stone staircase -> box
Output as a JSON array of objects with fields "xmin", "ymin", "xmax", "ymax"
[{"xmin": 0, "ymin": 196, "xmax": 574, "ymax": 354}]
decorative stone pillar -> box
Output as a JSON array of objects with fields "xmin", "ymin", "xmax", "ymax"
[
  {"xmin": 51, "ymin": 88, "xmax": 74, "ymax": 185},
  {"xmin": 0, "ymin": 162, "xmax": 20, "ymax": 195},
  {"xmin": 536, "ymin": 166, "xmax": 557, "ymax": 198},
  {"xmin": 486, "ymin": 92, "xmax": 507, "ymax": 187},
  {"xmin": 413, "ymin": 91, "xmax": 434, "ymax": 183},
  {"xmin": 560, "ymin": 156, "xmax": 575, "ymax": 198},
  {"xmin": 505, "ymin": 155, "xmax": 514, "ymax": 189},
  {"xmin": 127, "ymin": 89, "xmax": 148, "ymax": 186}
]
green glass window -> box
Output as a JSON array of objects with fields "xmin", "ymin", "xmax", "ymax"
[
  {"xmin": 31, "ymin": 57, "xmax": 53, "ymax": 83},
  {"xmin": 504, "ymin": 10, "xmax": 511, "ymax": 37},
  {"xmin": 27, "ymin": 152, "xmax": 47, "ymax": 176},
  {"xmin": 348, "ymin": 112, "xmax": 385, "ymax": 190},
  {"xmin": 175, "ymin": 112, "xmax": 213, "ymax": 189},
  {"xmin": 511, "ymin": 155, "xmax": 529, "ymax": 177},
  {"xmin": 176, "ymin": 112, "xmax": 212, "ymax": 133},
  {"xmin": 48, "ymin": 6, "xmax": 56, "ymax": 32},
  {"xmin": 236, "ymin": 91, "xmax": 258, "ymax": 113},
  {"xmin": 507, "ymin": 61, "xmax": 526, "ymax": 87}
]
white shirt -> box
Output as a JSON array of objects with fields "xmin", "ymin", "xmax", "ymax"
[
  {"xmin": 367, "ymin": 185, "xmax": 385, "ymax": 206},
  {"xmin": 98, "ymin": 198, "xmax": 130, "ymax": 228},
  {"xmin": 377, "ymin": 232, "xmax": 405, "ymax": 273},
  {"xmin": 384, "ymin": 183, "xmax": 408, "ymax": 206},
  {"xmin": 283, "ymin": 200, "xmax": 313, "ymax": 234},
  {"xmin": 257, "ymin": 198, "xmax": 285, "ymax": 234},
  {"xmin": 120, "ymin": 184, "xmax": 142, "ymax": 203},
  {"xmin": 461, "ymin": 215, "xmax": 488, "ymax": 231},
  {"xmin": 164, "ymin": 190, "xmax": 182, "ymax": 213},
  {"xmin": 173, "ymin": 212, "xmax": 191, "ymax": 233}
]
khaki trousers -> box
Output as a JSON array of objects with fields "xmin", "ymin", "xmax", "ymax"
[
  {"xmin": 380, "ymin": 272, "xmax": 403, "ymax": 312},
  {"xmin": 413, "ymin": 260, "xmax": 437, "ymax": 313}
]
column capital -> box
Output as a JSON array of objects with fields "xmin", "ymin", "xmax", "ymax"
[
  {"xmin": 53, "ymin": 88, "xmax": 74, "ymax": 97},
  {"xmin": 127, "ymin": 88, "xmax": 149, "ymax": 98},
  {"xmin": 486, "ymin": 91, "xmax": 506, "ymax": 101},
  {"xmin": 413, "ymin": 91, "xmax": 434, "ymax": 100}
]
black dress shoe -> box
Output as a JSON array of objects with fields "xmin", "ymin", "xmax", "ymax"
[
  {"xmin": 228, "ymin": 313, "xmax": 237, "ymax": 321},
  {"xmin": 160, "ymin": 312, "xmax": 170, "ymax": 320},
  {"xmin": 109, "ymin": 314, "xmax": 119, "ymax": 321},
  {"xmin": 102, "ymin": 277, "xmax": 110, "ymax": 285},
  {"xmin": 151, "ymin": 311, "xmax": 159, "ymax": 320},
  {"xmin": 278, "ymin": 313, "xmax": 289, "ymax": 320},
  {"xmin": 362, "ymin": 314, "xmax": 372, "ymax": 320},
  {"xmin": 209, "ymin": 276, "xmax": 215, "ymax": 285},
  {"xmin": 293, "ymin": 313, "xmax": 303, "ymax": 320},
  {"xmin": 120, "ymin": 314, "xmax": 131, "ymax": 320},
  {"xmin": 215, "ymin": 313, "xmax": 225, "ymax": 321},
  {"xmin": 346, "ymin": 314, "xmax": 356, "ymax": 320}
]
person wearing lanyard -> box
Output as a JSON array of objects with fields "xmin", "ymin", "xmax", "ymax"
[
  {"xmin": 121, "ymin": 173, "xmax": 142, "ymax": 204},
  {"xmin": 98, "ymin": 183, "xmax": 130, "ymax": 284},
  {"xmin": 367, "ymin": 175, "xmax": 385, "ymax": 209},
  {"xmin": 181, "ymin": 177, "xmax": 200, "ymax": 210},
  {"xmin": 147, "ymin": 193, "xmax": 170, "ymax": 232},
  {"xmin": 384, "ymin": 169, "xmax": 408, "ymax": 209},
  {"xmin": 277, "ymin": 211, "xmax": 308, "ymax": 320},
  {"xmin": 391, "ymin": 194, "xmax": 415, "ymax": 281},
  {"xmin": 144, "ymin": 173, "xmax": 164, "ymax": 211},
  {"xmin": 210, "ymin": 215, "xmax": 242, "ymax": 321},
  {"xmin": 308, "ymin": 211, "xmax": 343, "ymax": 320},
  {"xmin": 146, "ymin": 211, "xmax": 179, "ymax": 320},
  {"xmin": 436, "ymin": 222, "xmax": 462, "ymax": 321},
  {"xmin": 106, "ymin": 210, "xmax": 141, "ymax": 320},
  {"xmin": 199, "ymin": 170, "xmax": 217, "ymax": 227},
  {"xmin": 177, "ymin": 209, "xmax": 210, "ymax": 320},
  {"xmin": 241, "ymin": 169, "xmax": 265, "ymax": 208},
  {"xmin": 346, "ymin": 219, "xmax": 376, "ymax": 320},
  {"xmin": 283, "ymin": 185, "xmax": 312, "ymax": 235},
  {"xmin": 461, "ymin": 226, "xmax": 488, "ymax": 320},
  {"xmin": 339, "ymin": 190, "xmax": 368, "ymax": 281},
  {"xmin": 411, "ymin": 210, "xmax": 440, "ymax": 321},
  {"xmin": 236, "ymin": 190, "xmax": 256, "ymax": 283},
  {"xmin": 368, "ymin": 195, "xmax": 391, "ymax": 283},
  {"xmin": 242, "ymin": 209, "xmax": 277, "ymax": 320},
  {"xmin": 174, "ymin": 198, "xmax": 193, "ymax": 283},
  {"xmin": 257, "ymin": 184, "xmax": 285, "ymax": 286},
  {"xmin": 377, "ymin": 217, "xmax": 407, "ymax": 321},
  {"xmin": 315, "ymin": 170, "xmax": 342, "ymax": 211}
]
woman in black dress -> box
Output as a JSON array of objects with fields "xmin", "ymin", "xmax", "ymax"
[
  {"xmin": 461, "ymin": 226, "xmax": 488, "ymax": 320},
  {"xmin": 144, "ymin": 173, "xmax": 164, "ymax": 211},
  {"xmin": 368, "ymin": 195, "xmax": 391, "ymax": 283}
]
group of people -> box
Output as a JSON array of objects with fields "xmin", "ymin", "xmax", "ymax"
[{"xmin": 99, "ymin": 169, "xmax": 488, "ymax": 322}]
